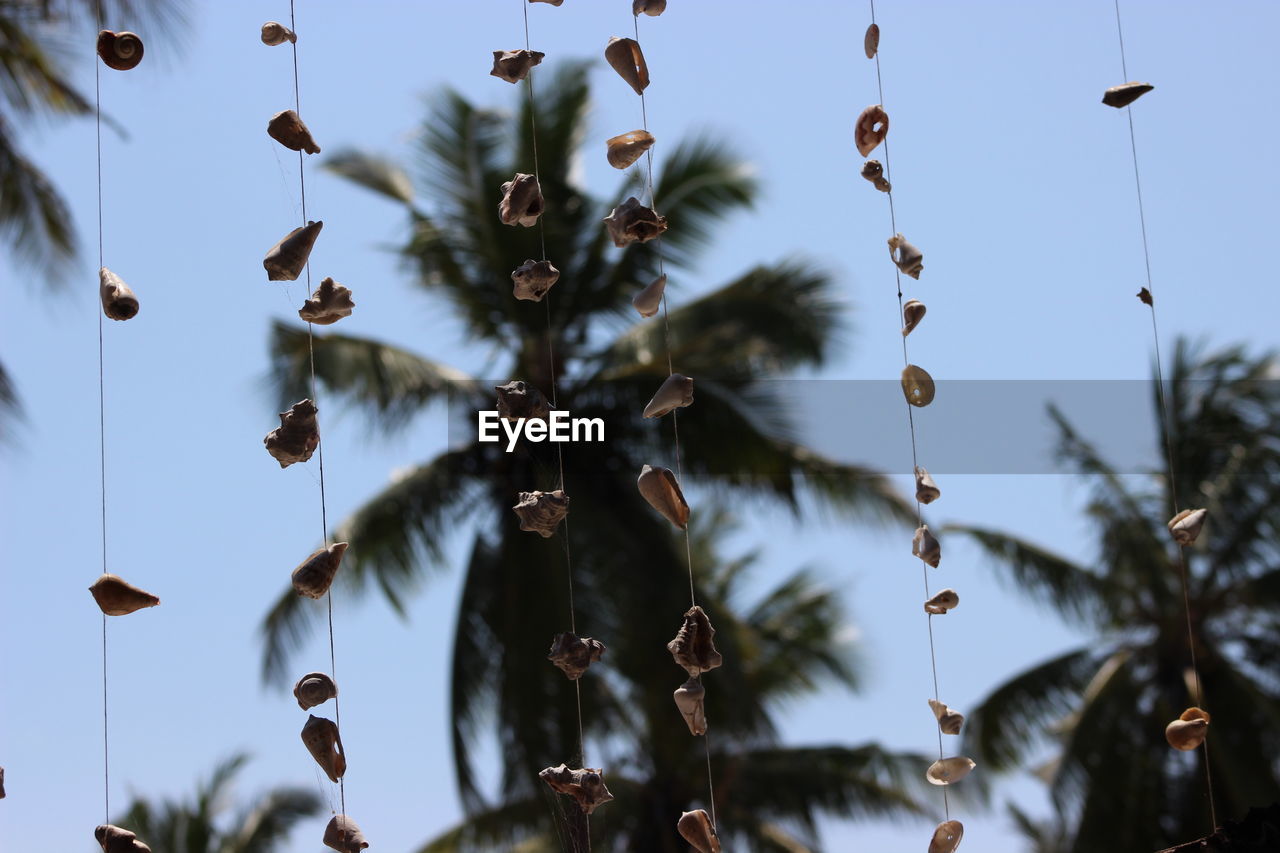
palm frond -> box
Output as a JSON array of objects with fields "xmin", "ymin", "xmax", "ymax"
[
  {"xmin": 322, "ymin": 148, "xmax": 415, "ymax": 204},
  {"xmin": 0, "ymin": 113, "xmax": 75, "ymax": 279},
  {"xmin": 649, "ymin": 132, "xmax": 758, "ymax": 270},
  {"xmin": 226, "ymin": 788, "xmax": 324, "ymax": 853}
]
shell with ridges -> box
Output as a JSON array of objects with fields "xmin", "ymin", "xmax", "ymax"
[
  {"xmin": 511, "ymin": 259, "xmax": 560, "ymax": 301},
  {"xmin": 915, "ymin": 466, "xmax": 940, "ymax": 504},
  {"xmin": 603, "ymin": 197, "xmax": 667, "ymax": 247},
  {"xmin": 668, "ymin": 605, "xmax": 723, "ymax": 677},
  {"xmin": 490, "ymin": 49, "xmax": 544, "ymax": 84},
  {"xmin": 674, "ymin": 677, "xmax": 707, "ymax": 736},
  {"xmin": 548, "ymin": 632, "xmax": 606, "ymax": 680},
  {"xmin": 293, "ymin": 671, "xmax": 338, "ymax": 710},
  {"xmin": 97, "ymin": 31, "xmax": 143, "ymax": 71},
  {"xmin": 299, "ymin": 277, "xmax": 354, "ymax": 325},
  {"xmin": 499, "ymin": 174, "xmax": 545, "ymax": 227},
  {"xmin": 539, "ymin": 764, "xmax": 614, "ymax": 814},
  {"xmin": 888, "ymin": 232, "xmax": 924, "ymax": 279},
  {"xmin": 264, "ymin": 399, "xmax": 320, "ymax": 467},
  {"xmin": 513, "ymin": 490, "xmax": 570, "ymax": 538},
  {"xmin": 496, "ymin": 381, "xmax": 550, "ymax": 421},
  {"xmin": 913, "ymin": 524, "xmax": 941, "ymax": 568},
  {"xmin": 929, "ymin": 698, "xmax": 965, "ymax": 735},
  {"xmin": 291, "ymin": 542, "xmax": 349, "ymax": 599}
]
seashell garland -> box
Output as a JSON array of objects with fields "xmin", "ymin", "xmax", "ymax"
[
  {"xmin": 298, "ymin": 277, "xmax": 355, "ymax": 325},
  {"xmin": 861, "ymin": 159, "xmax": 891, "ymax": 193},
  {"xmin": 902, "ymin": 298, "xmax": 926, "ymax": 336},
  {"xmin": 607, "ymin": 129, "xmax": 656, "ymax": 169},
  {"xmin": 293, "ymin": 671, "xmax": 338, "ymax": 710},
  {"xmin": 855, "ymin": 105, "xmax": 889, "ymax": 157},
  {"xmin": 633, "ymin": 274, "xmax": 667, "ymax": 317},
  {"xmin": 89, "ymin": 574, "xmax": 159, "ymax": 616},
  {"xmin": 498, "ymin": 174, "xmax": 545, "ymax": 227},
  {"xmin": 677, "ymin": 809, "xmax": 721, "ymax": 853},
  {"xmin": 643, "ymin": 373, "xmax": 694, "ymax": 418},
  {"xmin": 490, "ymin": 49, "xmax": 545, "ymax": 84},
  {"xmin": 604, "ymin": 36, "xmax": 650, "ymax": 96},
  {"xmin": 915, "ymin": 465, "xmax": 941, "ymax": 504},
  {"xmin": 929, "ymin": 698, "xmax": 965, "ymax": 735},
  {"xmin": 1102, "ymin": 81, "xmax": 1154, "ymax": 108},
  {"xmin": 864, "ymin": 23, "xmax": 880, "ymax": 59},
  {"xmin": 291, "ymin": 542, "xmax": 349, "ymax": 599},
  {"xmin": 668, "ymin": 605, "xmax": 723, "ymax": 678},
  {"xmin": 888, "ymin": 232, "xmax": 924, "ymax": 279},
  {"xmin": 95, "ymin": 824, "xmax": 152, "ymax": 852},
  {"xmin": 264, "ymin": 399, "xmax": 320, "ymax": 468},
  {"xmin": 1167, "ymin": 508, "xmax": 1207, "ymax": 546},
  {"xmin": 926, "ymin": 756, "xmax": 976, "ymax": 786},
  {"xmin": 1165, "ymin": 706, "xmax": 1210, "ymax": 751},
  {"xmin": 547, "ymin": 632, "xmax": 606, "ymax": 680},
  {"xmin": 673, "ymin": 677, "xmax": 707, "ymax": 736},
  {"xmin": 268, "ymin": 110, "xmax": 321, "ymax": 155},
  {"xmin": 924, "ymin": 588, "xmax": 959, "ymax": 614},
  {"xmin": 496, "ymin": 381, "xmax": 550, "ymax": 421},
  {"xmin": 264, "ymin": 221, "xmax": 323, "ymax": 282},
  {"xmin": 511, "ymin": 259, "xmax": 560, "ymax": 302},
  {"xmin": 300, "ymin": 714, "xmax": 346, "ymax": 782},
  {"xmin": 928, "ymin": 820, "xmax": 964, "ymax": 853},
  {"xmin": 513, "ymin": 490, "xmax": 570, "ymax": 538},
  {"xmin": 97, "ymin": 31, "xmax": 144, "ymax": 71},
  {"xmin": 638, "ymin": 464, "xmax": 690, "ymax": 529},
  {"xmin": 633, "ymin": 0, "xmax": 667, "ymax": 16},
  {"xmin": 99, "ymin": 267, "xmax": 139, "ymax": 321},
  {"xmin": 539, "ymin": 764, "xmax": 615, "ymax": 814},
  {"xmin": 913, "ymin": 524, "xmax": 941, "ymax": 568},
  {"xmin": 604, "ymin": 196, "xmax": 668, "ymax": 247},
  {"xmin": 261, "ymin": 22, "xmax": 297, "ymax": 46},
  {"xmin": 323, "ymin": 815, "xmax": 369, "ymax": 852},
  {"xmin": 901, "ymin": 364, "xmax": 936, "ymax": 407}
]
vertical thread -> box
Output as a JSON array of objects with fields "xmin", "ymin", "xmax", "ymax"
[{"xmin": 94, "ymin": 0, "xmax": 110, "ymax": 825}]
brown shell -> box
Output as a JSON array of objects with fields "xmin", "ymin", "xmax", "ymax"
[
  {"xmin": 539, "ymin": 764, "xmax": 614, "ymax": 814},
  {"xmin": 677, "ymin": 810, "xmax": 721, "ymax": 853},
  {"xmin": 1102, "ymin": 81, "xmax": 1154, "ymax": 108},
  {"xmin": 490, "ymin": 49, "xmax": 545, "ymax": 84},
  {"xmin": 261, "ymin": 22, "xmax": 297, "ymax": 46},
  {"xmin": 264, "ymin": 399, "xmax": 320, "ymax": 468},
  {"xmin": 293, "ymin": 671, "xmax": 338, "ymax": 710},
  {"xmin": 901, "ymin": 364, "xmax": 936, "ymax": 407},
  {"xmin": 643, "ymin": 374, "xmax": 694, "ymax": 418},
  {"xmin": 531, "ymin": 0, "xmax": 565, "ymax": 4},
  {"xmin": 547, "ymin": 632, "xmax": 606, "ymax": 680},
  {"xmin": 264, "ymin": 221, "xmax": 323, "ymax": 282},
  {"xmin": 607, "ymin": 129, "xmax": 656, "ymax": 169},
  {"xmin": 268, "ymin": 110, "xmax": 321, "ymax": 155},
  {"xmin": 633, "ymin": 0, "xmax": 667, "ymax": 16},
  {"xmin": 1138, "ymin": 287, "xmax": 1154, "ymax": 306},
  {"xmin": 924, "ymin": 588, "xmax": 959, "ymax": 614},
  {"xmin": 89, "ymin": 574, "xmax": 159, "ymax": 616},
  {"xmin": 926, "ymin": 756, "xmax": 975, "ymax": 786},
  {"xmin": 864, "ymin": 23, "xmax": 880, "ymax": 59},
  {"xmin": 929, "ymin": 820, "xmax": 964, "ymax": 853},
  {"xmin": 638, "ymin": 464, "xmax": 689, "ymax": 529},
  {"xmin": 97, "ymin": 31, "xmax": 144, "ymax": 71},
  {"xmin": 902, "ymin": 299, "xmax": 926, "ymax": 336},
  {"xmin": 301, "ymin": 714, "xmax": 346, "ymax": 782},
  {"xmin": 633, "ymin": 274, "xmax": 667, "ymax": 318},
  {"xmin": 603, "ymin": 197, "xmax": 668, "ymax": 247},
  {"xmin": 0, "ymin": 765, "xmax": 5, "ymax": 799},
  {"xmin": 499, "ymin": 174, "xmax": 545, "ymax": 227},
  {"xmin": 929, "ymin": 698, "xmax": 965, "ymax": 735},
  {"xmin": 96, "ymin": 824, "xmax": 152, "ymax": 853},
  {"xmin": 674, "ymin": 677, "xmax": 707, "ymax": 736},
  {"xmin": 1168, "ymin": 508, "xmax": 1207, "ymax": 546},
  {"xmin": 496, "ymin": 381, "xmax": 550, "ymax": 421},
  {"xmin": 291, "ymin": 542, "xmax": 349, "ymax": 599},
  {"xmin": 860, "ymin": 159, "xmax": 891, "ymax": 193},
  {"xmin": 855, "ymin": 105, "xmax": 889, "ymax": 157},
  {"xmin": 604, "ymin": 36, "xmax": 649, "ymax": 96},
  {"xmin": 99, "ymin": 267, "xmax": 139, "ymax": 321},
  {"xmin": 511, "ymin": 259, "xmax": 561, "ymax": 301},
  {"xmin": 668, "ymin": 605, "xmax": 723, "ymax": 677},
  {"xmin": 913, "ymin": 524, "xmax": 941, "ymax": 568},
  {"xmin": 915, "ymin": 466, "xmax": 940, "ymax": 504},
  {"xmin": 299, "ymin": 277, "xmax": 355, "ymax": 325},
  {"xmin": 323, "ymin": 815, "xmax": 369, "ymax": 852},
  {"xmin": 513, "ymin": 489, "xmax": 570, "ymax": 538},
  {"xmin": 1165, "ymin": 707, "xmax": 1210, "ymax": 751},
  {"xmin": 888, "ymin": 232, "xmax": 924, "ymax": 279}
]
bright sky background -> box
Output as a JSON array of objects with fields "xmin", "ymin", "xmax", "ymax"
[{"xmin": 2, "ymin": 1, "xmax": 1278, "ymax": 851}]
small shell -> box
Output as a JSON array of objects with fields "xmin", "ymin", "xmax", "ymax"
[
  {"xmin": 860, "ymin": 159, "xmax": 892, "ymax": 193},
  {"xmin": 902, "ymin": 299, "xmax": 925, "ymax": 336},
  {"xmin": 490, "ymin": 49, "xmax": 545, "ymax": 84},
  {"xmin": 1165, "ymin": 707, "xmax": 1210, "ymax": 751},
  {"xmin": 97, "ymin": 31, "xmax": 144, "ymax": 71},
  {"xmin": 513, "ymin": 490, "xmax": 570, "ymax": 538},
  {"xmin": 864, "ymin": 23, "xmax": 880, "ymax": 59},
  {"xmin": 268, "ymin": 110, "xmax": 321, "ymax": 155},
  {"xmin": 929, "ymin": 699, "xmax": 965, "ymax": 735},
  {"xmin": 496, "ymin": 381, "xmax": 550, "ymax": 421},
  {"xmin": 511, "ymin": 259, "xmax": 560, "ymax": 301},
  {"xmin": 89, "ymin": 574, "xmax": 159, "ymax": 616},
  {"xmin": 913, "ymin": 524, "xmax": 941, "ymax": 568},
  {"xmin": 547, "ymin": 632, "xmax": 606, "ymax": 680},
  {"xmin": 499, "ymin": 174, "xmax": 545, "ymax": 227},
  {"xmin": 291, "ymin": 543, "xmax": 349, "ymax": 599},
  {"xmin": 1138, "ymin": 287, "xmax": 1154, "ymax": 306},
  {"xmin": 607, "ymin": 129, "xmax": 656, "ymax": 169},
  {"xmin": 901, "ymin": 364, "xmax": 936, "ymax": 407},
  {"xmin": 668, "ymin": 605, "xmax": 723, "ymax": 678},
  {"xmin": 1102, "ymin": 81, "xmax": 1154, "ymax": 108},
  {"xmin": 673, "ymin": 677, "xmax": 707, "ymax": 736},
  {"xmin": 604, "ymin": 36, "xmax": 649, "ymax": 96},
  {"xmin": 644, "ymin": 373, "xmax": 694, "ymax": 418},
  {"xmin": 926, "ymin": 756, "xmax": 975, "ymax": 786},
  {"xmin": 632, "ymin": 274, "xmax": 667, "ymax": 317},
  {"xmin": 531, "ymin": 0, "xmax": 565, "ymax": 4},
  {"xmin": 924, "ymin": 588, "xmax": 959, "ymax": 614},
  {"xmin": 929, "ymin": 820, "xmax": 964, "ymax": 853},
  {"xmin": 0, "ymin": 765, "xmax": 5, "ymax": 799},
  {"xmin": 638, "ymin": 464, "xmax": 690, "ymax": 529},
  {"xmin": 261, "ymin": 22, "xmax": 297, "ymax": 46},
  {"xmin": 99, "ymin": 267, "xmax": 139, "ymax": 321},
  {"xmin": 323, "ymin": 815, "xmax": 369, "ymax": 852},
  {"xmin": 1168, "ymin": 508, "xmax": 1207, "ymax": 546},
  {"xmin": 539, "ymin": 764, "xmax": 614, "ymax": 814},
  {"xmin": 677, "ymin": 810, "xmax": 721, "ymax": 853},
  {"xmin": 95, "ymin": 824, "xmax": 152, "ymax": 853},
  {"xmin": 915, "ymin": 466, "xmax": 940, "ymax": 504},
  {"xmin": 604, "ymin": 197, "xmax": 668, "ymax": 247},
  {"xmin": 264, "ymin": 221, "xmax": 324, "ymax": 282},
  {"xmin": 299, "ymin": 277, "xmax": 355, "ymax": 325},
  {"xmin": 633, "ymin": 0, "xmax": 667, "ymax": 16},
  {"xmin": 855, "ymin": 105, "xmax": 889, "ymax": 157},
  {"xmin": 301, "ymin": 714, "xmax": 346, "ymax": 783},
  {"xmin": 888, "ymin": 232, "xmax": 923, "ymax": 279},
  {"xmin": 293, "ymin": 671, "xmax": 338, "ymax": 710},
  {"xmin": 264, "ymin": 399, "xmax": 320, "ymax": 468}
]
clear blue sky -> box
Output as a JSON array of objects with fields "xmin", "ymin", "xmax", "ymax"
[{"xmin": 2, "ymin": 1, "xmax": 1277, "ymax": 851}]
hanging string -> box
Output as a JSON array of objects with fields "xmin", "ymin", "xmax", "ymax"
[{"xmin": 94, "ymin": 0, "xmax": 110, "ymax": 823}]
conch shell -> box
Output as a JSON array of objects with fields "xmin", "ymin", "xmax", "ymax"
[
  {"xmin": 607, "ymin": 129, "xmax": 656, "ymax": 169},
  {"xmin": 264, "ymin": 399, "xmax": 320, "ymax": 468},
  {"xmin": 638, "ymin": 464, "xmax": 689, "ymax": 529},
  {"xmin": 299, "ymin": 277, "xmax": 355, "ymax": 325},
  {"xmin": 888, "ymin": 232, "xmax": 923, "ymax": 279},
  {"xmin": 855, "ymin": 105, "xmax": 889, "ymax": 157},
  {"xmin": 604, "ymin": 37, "xmax": 649, "ymax": 96},
  {"xmin": 924, "ymin": 588, "xmax": 959, "ymax": 614},
  {"xmin": 633, "ymin": 0, "xmax": 667, "ymax": 16},
  {"xmin": 499, "ymin": 174, "xmax": 544, "ymax": 227},
  {"xmin": 677, "ymin": 810, "xmax": 721, "ymax": 853},
  {"xmin": 926, "ymin": 756, "xmax": 975, "ymax": 786},
  {"xmin": 539, "ymin": 764, "xmax": 614, "ymax": 814},
  {"xmin": 929, "ymin": 699, "xmax": 964, "ymax": 735},
  {"xmin": 89, "ymin": 574, "xmax": 159, "ymax": 616},
  {"xmin": 913, "ymin": 525, "xmax": 941, "ymax": 568},
  {"xmin": 95, "ymin": 824, "xmax": 152, "ymax": 852},
  {"xmin": 264, "ymin": 221, "xmax": 323, "ymax": 281},
  {"xmin": 261, "ymin": 22, "xmax": 296, "ymax": 46},
  {"xmin": 513, "ymin": 489, "xmax": 570, "ymax": 538},
  {"xmin": 1165, "ymin": 707, "xmax": 1209, "ymax": 751},
  {"xmin": 268, "ymin": 110, "xmax": 321, "ymax": 154},
  {"xmin": 293, "ymin": 671, "xmax": 338, "ymax": 710},
  {"xmin": 633, "ymin": 274, "xmax": 667, "ymax": 317},
  {"xmin": 301, "ymin": 714, "xmax": 346, "ymax": 783},
  {"xmin": 496, "ymin": 381, "xmax": 550, "ymax": 421},
  {"xmin": 604, "ymin": 197, "xmax": 667, "ymax": 247},
  {"xmin": 99, "ymin": 267, "xmax": 139, "ymax": 321},
  {"xmin": 901, "ymin": 364, "xmax": 935, "ymax": 407},
  {"xmin": 915, "ymin": 466, "xmax": 940, "ymax": 504},
  {"xmin": 668, "ymin": 605, "xmax": 723, "ymax": 677},
  {"xmin": 511, "ymin": 259, "xmax": 560, "ymax": 301},
  {"xmin": 490, "ymin": 49, "xmax": 544, "ymax": 84},
  {"xmin": 860, "ymin": 159, "xmax": 891, "ymax": 193},
  {"xmin": 1168, "ymin": 508, "xmax": 1207, "ymax": 546},
  {"xmin": 929, "ymin": 820, "xmax": 964, "ymax": 853},
  {"xmin": 644, "ymin": 373, "xmax": 694, "ymax": 418},
  {"xmin": 674, "ymin": 677, "xmax": 707, "ymax": 736},
  {"xmin": 902, "ymin": 298, "xmax": 925, "ymax": 336},
  {"xmin": 291, "ymin": 542, "xmax": 349, "ymax": 599},
  {"xmin": 323, "ymin": 815, "xmax": 369, "ymax": 852},
  {"xmin": 547, "ymin": 632, "xmax": 606, "ymax": 680},
  {"xmin": 864, "ymin": 23, "xmax": 880, "ymax": 59},
  {"xmin": 97, "ymin": 31, "xmax": 143, "ymax": 71},
  {"xmin": 1102, "ymin": 81, "xmax": 1153, "ymax": 108}
]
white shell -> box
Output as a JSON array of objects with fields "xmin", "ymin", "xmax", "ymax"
[
  {"xmin": 1165, "ymin": 707, "xmax": 1209, "ymax": 751},
  {"xmin": 915, "ymin": 465, "xmax": 940, "ymax": 504},
  {"xmin": 902, "ymin": 298, "xmax": 926, "ymax": 336},
  {"xmin": 1168, "ymin": 508, "xmax": 1207, "ymax": 546},
  {"xmin": 924, "ymin": 588, "xmax": 959, "ymax": 614},
  {"xmin": 888, "ymin": 232, "xmax": 923, "ymax": 279},
  {"xmin": 633, "ymin": 274, "xmax": 667, "ymax": 317},
  {"xmin": 643, "ymin": 374, "xmax": 694, "ymax": 418},
  {"xmin": 929, "ymin": 698, "xmax": 965, "ymax": 735},
  {"xmin": 913, "ymin": 525, "xmax": 940, "ymax": 568},
  {"xmin": 673, "ymin": 678, "xmax": 707, "ymax": 736},
  {"xmin": 926, "ymin": 756, "xmax": 975, "ymax": 786}
]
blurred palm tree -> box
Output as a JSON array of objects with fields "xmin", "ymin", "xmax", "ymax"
[{"xmin": 948, "ymin": 339, "xmax": 1280, "ymax": 853}]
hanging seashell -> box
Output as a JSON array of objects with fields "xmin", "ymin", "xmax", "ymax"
[
  {"xmin": 268, "ymin": 110, "xmax": 321, "ymax": 155},
  {"xmin": 261, "ymin": 21, "xmax": 296, "ymax": 46},
  {"xmin": 1102, "ymin": 81, "xmax": 1154, "ymax": 108},
  {"xmin": 513, "ymin": 490, "xmax": 570, "ymax": 538},
  {"xmin": 291, "ymin": 543, "xmax": 349, "ymax": 599},
  {"xmin": 97, "ymin": 31, "xmax": 144, "ymax": 71},
  {"xmin": 677, "ymin": 810, "xmax": 721, "ymax": 853},
  {"xmin": 926, "ymin": 756, "xmax": 975, "ymax": 786},
  {"xmin": 99, "ymin": 267, "xmax": 139, "ymax": 321},
  {"xmin": 1168, "ymin": 508, "xmax": 1207, "ymax": 546},
  {"xmin": 264, "ymin": 399, "xmax": 320, "ymax": 468},
  {"xmin": 924, "ymin": 588, "xmax": 959, "ymax": 614},
  {"xmin": 855, "ymin": 105, "xmax": 889, "ymax": 157},
  {"xmin": 301, "ymin": 714, "xmax": 346, "ymax": 782},
  {"xmin": 913, "ymin": 524, "xmax": 941, "ymax": 568},
  {"xmin": 638, "ymin": 464, "xmax": 689, "ymax": 529},
  {"xmin": 531, "ymin": 0, "xmax": 565, "ymax": 4},
  {"xmin": 888, "ymin": 232, "xmax": 923, "ymax": 279},
  {"xmin": 89, "ymin": 574, "xmax": 159, "ymax": 616},
  {"xmin": 323, "ymin": 815, "xmax": 369, "ymax": 852},
  {"xmin": 490, "ymin": 49, "xmax": 545, "ymax": 84},
  {"xmin": 1137, "ymin": 287, "xmax": 1153, "ymax": 305},
  {"xmin": 547, "ymin": 632, "xmax": 606, "ymax": 680},
  {"xmin": 864, "ymin": 22, "xmax": 880, "ymax": 59},
  {"xmin": 0, "ymin": 765, "xmax": 5, "ymax": 799},
  {"xmin": 95, "ymin": 824, "xmax": 151, "ymax": 853},
  {"xmin": 496, "ymin": 381, "xmax": 550, "ymax": 421},
  {"xmin": 915, "ymin": 465, "xmax": 940, "ymax": 504},
  {"xmin": 902, "ymin": 298, "xmax": 925, "ymax": 336},
  {"xmin": 633, "ymin": 0, "xmax": 667, "ymax": 16},
  {"xmin": 604, "ymin": 197, "xmax": 668, "ymax": 247},
  {"xmin": 298, "ymin": 277, "xmax": 355, "ymax": 325},
  {"xmin": 498, "ymin": 174, "xmax": 545, "ymax": 227},
  {"xmin": 673, "ymin": 677, "xmax": 707, "ymax": 736},
  {"xmin": 604, "ymin": 37, "xmax": 650, "ymax": 96},
  {"xmin": 539, "ymin": 764, "xmax": 615, "ymax": 814},
  {"xmin": 668, "ymin": 605, "xmax": 723, "ymax": 677},
  {"xmin": 928, "ymin": 820, "xmax": 964, "ymax": 853},
  {"xmin": 929, "ymin": 699, "xmax": 965, "ymax": 735},
  {"xmin": 607, "ymin": 129, "xmax": 656, "ymax": 169},
  {"xmin": 901, "ymin": 364, "xmax": 936, "ymax": 407},
  {"xmin": 511, "ymin": 259, "xmax": 560, "ymax": 301},
  {"xmin": 293, "ymin": 671, "xmax": 338, "ymax": 710},
  {"xmin": 264, "ymin": 221, "xmax": 323, "ymax": 282},
  {"xmin": 860, "ymin": 159, "xmax": 891, "ymax": 193},
  {"xmin": 644, "ymin": 373, "xmax": 694, "ymax": 418},
  {"xmin": 633, "ymin": 274, "xmax": 667, "ymax": 317},
  {"xmin": 1165, "ymin": 707, "xmax": 1210, "ymax": 751}
]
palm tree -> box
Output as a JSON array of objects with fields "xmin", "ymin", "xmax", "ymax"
[
  {"xmin": 947, "ymin": 339, "xmax": 1280, "ymax": 853},
  {"xmin": 260, "ymin": 60, "xmax": 915, "ymax": 847},
  {"xmin": 106, "ymin": 753, "xmax": 322, "ymax": 853}
]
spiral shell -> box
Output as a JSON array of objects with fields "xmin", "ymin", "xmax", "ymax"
[
  {"xmin": 926, "ymin": 756, "xmax": 975, "ymax": 786},
  {"xmin": 915, "ymin": 465, "xmax": 941, "ymax": 504},
  {"xmin": 323, "ymin": 815, "xmax": 368, "ymax": 852},
  {"xmin": 913, "ymin": 524, "xmax": 941, "ymax": 568},
  {"xmin": 539, "ymin": 764, "xmax": 614, "ymax": 814},
  {"xmin": 888, "ymin": 232, "xmax": 924, "ymax": 279},
  {"xmin": 638, "ymin": 464, "xmax": 690, "ymax": 529},
  {"xmin": 902, "ymin": 298, "xmax": 926, "ymax": 336},
  {"xmin": 97, "ymin": 30, "xmax": 144, "ymax": 71},
  {"xmin": 261, "ymin": 22, "xmax": 297, "ymax": 46},
  {"xmin": 644, "ymin": 374, "xmax": 694, "ymax": 419},
  {"xmin": 1165, "ymin": 707, "xmax": 1210, "ymax": 751},
  {"xmin": 668, "ymin": 605, "xmax": 723, "ymax": 678},
  {"xmin": 291, "ymin": 542, "xmax": 349, "ymax": 599},
  {"xmin": 929, "ymin": 820, "xmax": 964, "ymax": 853},
  {"xmin": 293, "ymin": 671, "xmax": 338, "ymax": 710},
  {"xmin": 633, "ymin": 274, "xmax": 667, "ymax": 318},
  {"xmin": 855, "ymin": 105, "xmax": 889, "ymax": 157},
  {"xmin": 1168, "ymin": 508, "xmax": 1207, "ymax": 546},
  {"xmin": 674, "ymin": 677, "xmax": 707, "ymax": 736},
  {"xmin": 929, "ymin": 698, "xmax": 965, "ymax": 735},
  {"xmin": 678, "ymin": 810, "xmax": 721, "ymax": 853},
  {"xmin": 901, "ymin": 364, "xmax": 936, "ymax": 407}
]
